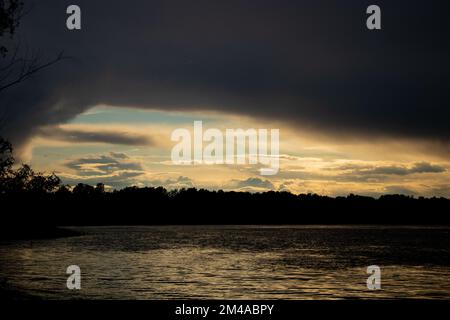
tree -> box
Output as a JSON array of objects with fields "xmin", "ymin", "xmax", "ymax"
[
  {"xmin": 27, "ymin": 171, "xmax": 60, "ymax": 193},
  {"xmin": 0, "ymin": 137, "xmax": 61, "ymax": 193},
  {"xmin": 0, "ymin": 2, "xmax": 66, "ymax": 191},
  {"xmin": 73, "ymin": 183, "xmax": 95, "ymax": 195},
  {"xmin": 0, "ymin": 0, "xmax": 23, "ymax": 57},
  {"xmin": 0, "ymin": 136, "xmax": 13, "ymax": 192},
  {"xmin": 0, "ymin": 136, "xmax": 13, "ymax": 177},
  {"xmin": 0, "ymin": 0, "xmax": 65, "ymax": 94},
  {"xmin": 56, "ymin": 184, "xmax": 71, "ymax": 195},
  {"xmin": 95, "ymin": 183, "xmax": 105, "ymax": 194}
]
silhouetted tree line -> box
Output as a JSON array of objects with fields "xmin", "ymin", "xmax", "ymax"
[{"xmin": 1, "ymin": 137, "xmax": 450, "ymax": 227}]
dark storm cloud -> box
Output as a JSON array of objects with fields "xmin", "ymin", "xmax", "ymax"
[
  {"xmin": 60, "ymin": 152, "xmax": 145, "ymax": 188},
  {"xmin": 65, "ymin": 152, "xmax": 144, "ymax": 176},
  {"xmin": 274, "ymin": 161, "xmax": 446, "ymax": 183},
  {"xmin": 234, "ymin": 177, "xmax": 274, "ymax": 190},
  {"xmin": 146, "ymin": 176, "xmax": 194, "ymax": 189},
  {"xmin": 349, "ymin": 162, "xmax": 446, "ymax": 176},
  {"xmin": 384, "ymin": 185, "xmax": 417, "ymax": 196},
  {"xmin": 409, "ymin": 162, "xmax": 446, "ymax": 174},
  {"xmin": 61, "ymin": 152, "xmax": 144, "ymax": 187},
  {"xmin": 1, "ymin": 0, "xmax": 450, "ymax": 151},
  {"xmin": 61, "ymin": 171, "xmax": 142, "ymax": 189},
  {"xmin": 109, "ymin": 152, "xmax": 129, "ymax": 159},
  {"xmin": 37, "ymin": 126, "xmax": 154, "ymax": 146}
]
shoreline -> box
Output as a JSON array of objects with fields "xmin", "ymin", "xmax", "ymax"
[{"xmin": 0, "ymin": 226, "xmax": 82, "ymax": 241}]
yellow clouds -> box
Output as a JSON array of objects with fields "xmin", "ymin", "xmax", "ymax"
[{"xmin": 24, "ymin": 105, "xmax": 450, "ymax": 197}]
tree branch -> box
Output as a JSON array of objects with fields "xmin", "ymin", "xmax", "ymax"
[{"xmin": 0, "ymin": 51, "xmax": 67, "ymax": 93}]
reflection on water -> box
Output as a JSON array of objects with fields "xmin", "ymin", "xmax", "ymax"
[{"xmin": 1, "ymin": 225, "xmax": 450, "ymax": 299}]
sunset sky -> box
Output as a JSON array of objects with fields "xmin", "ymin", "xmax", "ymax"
[{"xmin": 1, "ymin": 0, "xmax": 449, "ymax": 197}]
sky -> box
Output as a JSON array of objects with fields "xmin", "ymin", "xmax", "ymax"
[{"xmin": 1, "ymin": 0, "xmax": 450, "ymax": 197}]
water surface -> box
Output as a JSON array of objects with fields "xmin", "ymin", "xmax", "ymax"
[{"xmin": 1, "ymin": 225, "xmax": 449, "ymax": 299}]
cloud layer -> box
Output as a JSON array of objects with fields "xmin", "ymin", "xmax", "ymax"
[
  {"xmin": 1, "ymin": 0, "xmax": 450, "ymax": 152},
  {"xmin": 37, "ymin": 126, "xmax": 154, "ymax": 146},
  {"xmin": 61, "ymin": 152, "xmax": 145, "ymax": 188}
]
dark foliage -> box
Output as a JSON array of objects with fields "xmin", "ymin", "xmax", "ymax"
[
  {"xmin": 0, "ymin": 137, "xmax": 60, "ymax": 194},
  {"xmin": 0, "ymin": 1, "xmax": 64, "ymax": 95},
  {"xmin": 0, "ymin": 0, "xmax": 23, "ymax": 57},
  {"xmin": 2, "ymin": 188, "xmax": 448, "ymax": 226}
]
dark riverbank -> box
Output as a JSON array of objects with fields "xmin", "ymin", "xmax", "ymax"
[
  {"xmin": 0, "ymin": 226, "xmax": 81, "ymax": 241},
  {"xmin": 0, "ymin": 278, "xmax": 38, "ymax": 300},
  {"xmin": 2, "ymin": 190, "xmax": 450, "ymax": 226}
]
